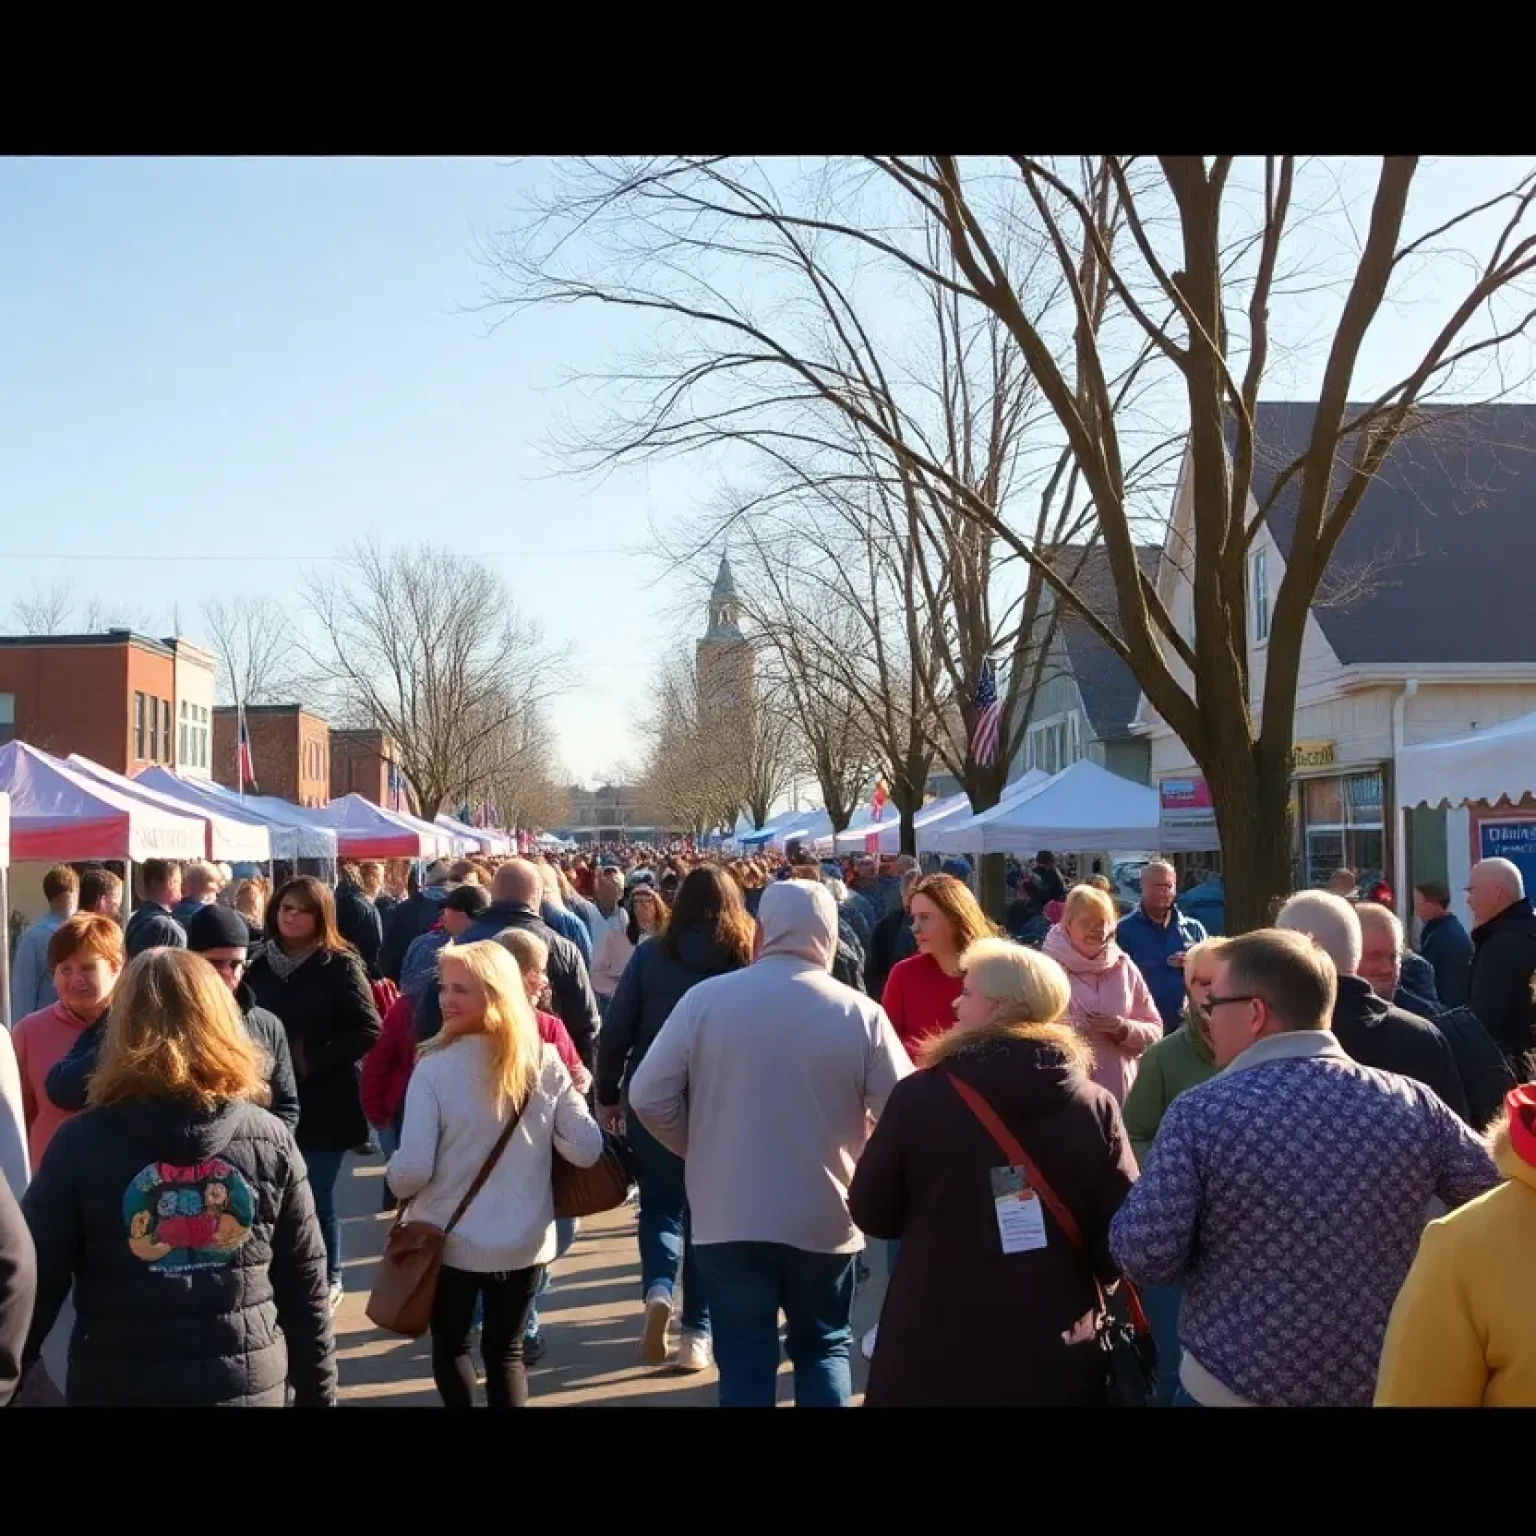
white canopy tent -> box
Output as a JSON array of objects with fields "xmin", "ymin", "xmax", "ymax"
[
  {"xmin": 436, "ymin": 813, "xmax": 511, "ymax": 855},
  {"xmin": 0, "ymin": 742, "xmax": 207, "ymax": 863},
  {"xmin": 1396, "ymin": 708, "xmax": 1536, "ymax": 810},
  {"xmin": 312, "ymin": 794, "xmax": 455, "ymax": 861},
  {"xmin": 137, "ymin": 768, "xmax": 339, "ymax": 861},
  {"xmin": 830, "ymin": 771, "xmax": 1053, "ymax": 855},
  {"xmin": 739, "ymin": 808, "xmax": 813, "ymax": 847},
  {"xmin": 69, "ymin": 754, "xmax": 271, "ymax": 863},
  {"xmin": 926, "ymin": 760, "xmax": 1160, "ymax": 856}
]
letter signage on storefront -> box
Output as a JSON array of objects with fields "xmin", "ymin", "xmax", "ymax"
[
  {"xmin": 1479, "ymin": 818, "xmax": 1536, "ymax": 901},
  {"xmin": 1159, "ymin": 775, "xmax": 1220, "ymax": 852},
  {"xmin": 1291, "ymin": 739, "xmax": 1336, "ymax": 771}
]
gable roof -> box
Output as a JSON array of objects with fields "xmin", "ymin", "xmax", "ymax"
[
  {"xmin": 1041, "ymin": 544, "xmax": 1160, "ymax": 739},
  {"xmin": 1247, "ymin": 402, "xmax": 1536, "ymax": 665}
]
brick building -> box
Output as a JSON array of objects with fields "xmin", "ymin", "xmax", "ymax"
[
  {"xmin": 0, "ymin": 630, "xmax": 179, "ymax": 774},
  {"xmin": 330, "ymin": 727, "xmax": 401, "ymax": 808},
  {"xmin": 214, "ymin": 704, "xmax": 331, "ymax": 808}
]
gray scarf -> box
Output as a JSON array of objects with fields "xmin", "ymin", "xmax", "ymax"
[{"xmin": 264, "ymin": 943, "xmax": 320, "ymax": 982}]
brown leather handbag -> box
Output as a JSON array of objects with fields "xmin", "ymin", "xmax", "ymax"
[
  {"xmin": 552, "ymin": 1132, "xmax": 634, "ymax": 1220},
  {"xmin": 366, "ymin": 1103, "xmax": 526, "ymax": 1338}
]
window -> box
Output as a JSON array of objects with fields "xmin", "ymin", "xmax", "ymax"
[
  {"xmin": 1296, "ymin": 768, "xmax": 1386, "ymax": 890},
  {"xmin": 162, "ymin": 701, "xmax": 172, "ymax": 763},
  {"xmin": 1253, "ymin": 547, "xmax": 1270, "ymax": 643},
  {"xmin": 0, "ymin": 692, "xmax": 14, "ymax": 746},
  {"xmin": 179, "ymin": 701, "xmax": 189, "ymax": 765},
  {"xmin": 135, "ymin": 692, "xmax": 147, "ymax": 760}
]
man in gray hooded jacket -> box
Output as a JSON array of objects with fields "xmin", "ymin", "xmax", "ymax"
[{"xmin": 628, "ymin": 879, "xmax": 912, "ymax": 1408}]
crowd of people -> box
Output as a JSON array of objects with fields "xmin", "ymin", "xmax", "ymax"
[{"xmin": 0, "ymin": 835, "xmax": 1532, "ymax": 1409}]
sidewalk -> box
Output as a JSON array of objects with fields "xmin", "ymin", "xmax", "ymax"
[{"xmin": 334, "ymin": 1152, "xmax": 880, "ymax": 1406}]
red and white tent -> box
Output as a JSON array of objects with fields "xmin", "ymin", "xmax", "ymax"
[
  {"xmin": 68, "ymin": 754, "xmax": 271, "ymax": 863},
  {"xmin": 0, "ymin": 741, "xmax": 205, "ymax": 862},
  {"xmin": 311, "ymin": 793, "xmax": 455, "ymax": 860}
]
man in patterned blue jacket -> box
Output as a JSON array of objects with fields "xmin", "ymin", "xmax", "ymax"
[{"xmin": 1110, "ymin": 927, "xmax": 1498, "ymax": 1408}]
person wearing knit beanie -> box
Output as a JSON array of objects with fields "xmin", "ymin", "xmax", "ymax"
[{"xmin": 186, "ymin": 903, "xmax": 257, "ymax": 955}]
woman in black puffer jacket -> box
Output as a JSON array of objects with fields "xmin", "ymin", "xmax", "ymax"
[
  {"xmin": 245, "ymin": 877, "xmax": 380, "ymax": 1313},
  {"xmin": 596, "ymin": 866, "xmax": 754, "ymax": 1374},
  {"xmin": 20, "ymin": 949, "xmax": 335, "ymax": 1407}
]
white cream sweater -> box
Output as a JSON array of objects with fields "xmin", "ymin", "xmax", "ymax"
[{"xmin": 387, "ymin": 1037, "xmax": 602, "ymax": 1272}]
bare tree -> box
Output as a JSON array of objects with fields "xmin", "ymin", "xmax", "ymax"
[
  {"xmin": 10, "ymin": 581, "xmax": 74, "ymax": 635},
  {"xmin": 489, "ymin": 155, "xmax": 1536, "ymax": 931},
  {"xmin": 200, "ymin": 596, "xmax": 303, "ymax": 707},
  {"xmin": 303, "ymin": 540, "xmax": 572, "ymax": 818}
]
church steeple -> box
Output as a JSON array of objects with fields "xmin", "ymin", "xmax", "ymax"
[{"xmin": 704, "ymin": 551, "xmax": 742, "ymax": 641}]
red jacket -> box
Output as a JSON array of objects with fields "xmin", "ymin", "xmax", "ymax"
[
  {"xmin": 362, "ymin": 998, "xmax": 586, "ymax": 1129},
  {"xmin": 361, "ymin": 994, "xmax": 416, "ymax": 1129}
]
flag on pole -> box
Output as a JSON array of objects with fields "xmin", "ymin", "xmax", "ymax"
[
  {"xmin": 871, "ymin": 780, "xmax": 888, "ymax": 822},
  {"xmin": 237, "ymin": 705, "xmax": 259, "ymax": 797},
  {"xmin": 969, "ymin": 658, "xmax": 1002, "ymax": 767}
]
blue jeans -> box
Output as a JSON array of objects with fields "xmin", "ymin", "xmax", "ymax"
[
  {"xmin": 524, "ymin": 1218, "xmax": 578, "ymax": 1338},
  {"xmin": 303, "ymin": 1147, "xmax": 347, "ymax": 1287},
  {"xmin": 628, "ymin": 1113, "xmax": 709, "ymax": 1335},
  {"xmin": 1139, "ymin": 1282, "xmax": 1184, "ymax": 1407},
  {"xmin": 1172, "ymin": 1385, "xmax": 1201, "ymax": 1407},
  {"xmin": 693, "ymin": 1242, "xmax": 856, "ymax": 1407}
]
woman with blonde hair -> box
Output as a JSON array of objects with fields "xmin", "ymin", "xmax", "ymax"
[
  {"xmin": 18, "ymin": 949, "xmax": 335, "ymax": 1406},
  {"xmin": 387, "ymin": 940, "xmax": 602, "ymax": 1408},
  {"xmin": 1043, "ymin": 883, "xmax": 1164, "ymax": 1104},
  {"xmin": 880, "ymin": 874, "xmax": 995, "ymax": 1054},
  {"xmin": 231, "ymin": 878, "xmax": 267, "ymax": 943},
  {"xmin": 850, "ymin": 937, "xmax": 1137, "ymax": 1405}
]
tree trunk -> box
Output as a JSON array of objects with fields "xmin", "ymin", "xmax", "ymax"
[
  {"xmin": 888, "ymin": 777, "xmax": 925, "ymax": 857},
  {"xmin": 979, "ymin": 851, "xmax": 1007, "ymax": 924},
  {"xmin": 1203, "ymin": 749, "xmax": 1293, "ymax": 934}
]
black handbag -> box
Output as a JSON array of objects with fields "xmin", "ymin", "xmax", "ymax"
[{"xmin": 948, "ymin": 1074, "xmax": 1158, "ymax": 1407}]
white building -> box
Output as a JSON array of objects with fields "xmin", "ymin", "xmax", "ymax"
[
  {"xmin": 1136, "ymin": 401, "xmax": 1536, "ymax": 924},
  {"xmin": 166, "ymin": 637, "xmax": 217, "ymax": 780}
]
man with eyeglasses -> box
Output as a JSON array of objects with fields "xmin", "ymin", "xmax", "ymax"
[
  {"xmin": 1110, "ymin": 927, "xmax": 1498, "ymax": 1408},
  {"xmin": 43, "ymin": 905, "xmax": 300, "ymax": 1133}
]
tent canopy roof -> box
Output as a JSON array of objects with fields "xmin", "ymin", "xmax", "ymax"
[
  {"xmin": 1396, "ymin": 707, "xmax": 1536, "ymax": 809},
  {"xmin": 1, "ymin": 742, "xmax": 206, "ymax": 863},
  {"xmin": 136, "ymin": 769, "xmax": 339, "ymax": 860},
  {"xmin": 926, "ymin": 760, "xmax": 1160, "ymax": 855}
]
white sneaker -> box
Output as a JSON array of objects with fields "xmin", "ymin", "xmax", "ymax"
[
  {"xmin": 328, "ymin": 1280, "xmax": 344, "ymax": 1317},
  {"xmin": 641, "ymin": 1285, "xmax": 673, "ymax": 1366},
  {"xmin": 674, "ymin": 1331, "xmax": 713, "ymax": 1373},
  {"xmin": 860, "ymin": 1325, "xmax": 878, "ymax": 1360}
]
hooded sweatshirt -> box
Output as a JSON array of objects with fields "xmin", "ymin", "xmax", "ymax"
[
  {"xmin": 1042, "ymin": 924, "xmax": 1163, "ymax": 1104},
  {"xmin": 1376, "ymin": 1085, "xmax": 1536, "ymax": 1406},
  {"xmin": 627, "ymin": 880, "xmax": 914, "ymax": 1253}
]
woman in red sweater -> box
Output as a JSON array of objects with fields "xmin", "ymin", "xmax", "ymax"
[
  {"xmin": 880, "ymin": 875, "xmax": 995, "ymax": 1054},
  {"xmin": 865, "ymin": 871, "xmax": 996, "ymax": 1362}
]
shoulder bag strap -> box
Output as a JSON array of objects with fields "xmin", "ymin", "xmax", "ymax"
[
  {"xmin": 947, "ymin": 1072, "xmax": 1149, "ymax": 1335},
  {"xmin": 443, "ymin": 1095, "xmax": 528, "ymax": 1236},
  {"xmin": 946, "ymin": 1073, "xmax": 1086, "ymax": 1251}
]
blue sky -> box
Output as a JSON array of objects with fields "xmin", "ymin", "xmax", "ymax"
[
  {"xmin": 2, "ymin": 157, "xmax": 1530, "ymax": 787},
  {"xmin": 0, "ymin": 156, "xmax": 705, "ymax": 783}
]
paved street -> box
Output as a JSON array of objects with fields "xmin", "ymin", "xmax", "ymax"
[{"xmin": 333, "ymin": 1152, "xmax": 878, "ymax": 1406}]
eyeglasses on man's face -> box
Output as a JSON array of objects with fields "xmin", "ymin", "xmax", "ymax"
[{"xmin": 1199, "ymin": 993, "xmax": 1257, "ymax": 1019}]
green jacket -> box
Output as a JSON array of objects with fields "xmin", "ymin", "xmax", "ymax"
[{"xmin": 1123, "ymin": 1022, "xmax": 1218, "ymax": 1167}]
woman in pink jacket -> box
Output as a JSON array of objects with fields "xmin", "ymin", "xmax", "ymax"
[{"xmin": 1041, "ymin": 883, "xmax": 1162, "ymax": 1103}]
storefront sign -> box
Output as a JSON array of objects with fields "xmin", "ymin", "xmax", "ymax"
[
  {"xmin": 1159, "ymin": 776, "xmax": 1220, "ymax": 852},
  {"xmin": 1291, "ymin": 739, "xmax": 1336, "ymax": 770},
  {"xmin": 1479, "ymin": 819, "xmax": 1536, "ymax": 901}
]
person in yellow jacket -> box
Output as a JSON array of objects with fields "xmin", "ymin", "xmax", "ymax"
[{"xmin": 1375, "ymin": 1084, "xmax": 1536, "ymax": 1407}]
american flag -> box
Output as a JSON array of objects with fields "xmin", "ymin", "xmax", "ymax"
[
  {"xmin": 969, "ymin": 658, "xmax": 1002, "ymax": 767},
  {"xmin": 387, "ymin": 760, "xmax": 407, "ymax": 812},
  {"xmin": 237, "ymin": 705, "xmax": 259, "ymax": 796}
]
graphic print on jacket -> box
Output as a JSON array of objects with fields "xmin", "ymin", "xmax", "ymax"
[{"xmin": 124, "ymin": 1157, "xmax": 255, "ymax": 1271}]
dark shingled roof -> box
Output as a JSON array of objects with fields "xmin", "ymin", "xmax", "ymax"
[
  {"xmin": 1043, "ymin": 544, "xmax": 1160, "ymax": 740},
  {"xmin": 1246, "ymin": 402, "xmax": 1536, "ymax": 665}
]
